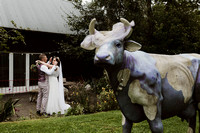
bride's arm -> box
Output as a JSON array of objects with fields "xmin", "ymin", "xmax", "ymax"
[{"xmin": 36, "ymin": 60, "xmax": 54, "ymax": 69}]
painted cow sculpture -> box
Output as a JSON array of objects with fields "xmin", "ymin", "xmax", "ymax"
[{"xmin": 81, "ymin": 18, "xmax": 200, "ymax": 133}]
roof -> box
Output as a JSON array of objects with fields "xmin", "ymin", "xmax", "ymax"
[{"xmin": 0, "ymin": 0, "xmax": 79, "ymax": 34}]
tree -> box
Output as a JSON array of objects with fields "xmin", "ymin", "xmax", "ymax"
[
  {"xmin": 66, "ymin": 0, "xmax": 200, "ymax": 54},
  {"xmin": 67, "ymin": 0, "xmax": 147, "ymax": 41},
  {"xmin": 152, "ymin": 0, "xmax": 200, "ymax": 54},
  {"xmin": 0, "ymin": 21, "xmax": 25, "ymax": 52}
]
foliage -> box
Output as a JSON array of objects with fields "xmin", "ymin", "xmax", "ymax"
[
  {"xmin": 0, "ymin": 21, "xmax": 25, "ymax": 52},
  {"xmin": 67, "ymin": 82, "xmax": 95, "ymax": 114},
  {"xmin": 66, "ymin": 71, "xmax": 119, "ymax": 115},
  {"xmin": 59, "ymin": 37, "xmax": 94, "ymax": 62},
  {"xmin": 16, "ymin": 116, "xmax": 30, "ymax": 121},
  {"xmin": 96, "ymin": 88, "xmax": 119, "ymax": 111},
  {"xmin": 67, "ymin": 0, "xmax": 145, "ymax": 32},
  {"xmin": 66, "ymin": 103, "xmax": 84, "ymax": 115},
  {"xmin": 66, "ymin": 72, "xmax": 118, "ymax": 115},
  {"xmin": 0, "ymin": 110, "xmax": 191, "ymax": 133},
  {"xmin": 66, "ymin": 0, "xmax": 200, "ymax": 55},
  {"xmin": 0, "ymin": 96, "xmax": 20, "ymax": 122},
  {"xmin": 89, "ymin": 70, "xmax": 110, "ymax": 94},
  {"xmin": 58, "ymin": 36, "xmax": 103, "ymax": 80},
  {"xmin": 67, "ymin": 0, "xmax": 146, "ymax": 43},
  {"xmin": 152, "ymin": 0, "xmax": 200, "ymax": 54}
]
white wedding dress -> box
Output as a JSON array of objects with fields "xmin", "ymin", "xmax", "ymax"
[{"xmin": 46, "ymin": 63, "xmax": 71, "ymax": 115}]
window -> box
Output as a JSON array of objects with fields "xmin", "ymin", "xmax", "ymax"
[
  {"xmin": 30, "ymin": 54, "xmax": 40, "ymax": 86},
  {"xmin": 0, "ymin": 53, "xmax": 40, "ymax": 94},
  {"xmin": 14, "ymin": 54, "xmax": 25, "ymax": 86},
  {"xmin": 0, "ymin": 53, "xmax": 9, "ymax": 87}
]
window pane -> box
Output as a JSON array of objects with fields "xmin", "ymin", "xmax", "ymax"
[
  {"xmin": 30, "ymin": 54, "xmax": 40, "ymax": 85},
  {"xmin": 14, "ymin": 54, "xmax": 25, "ymax": 86},
  {"xmin": 0, "ymin": 53, "xmax": 9, "ymax": 87}
]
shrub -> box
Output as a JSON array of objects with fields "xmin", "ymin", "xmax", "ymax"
[
  {"xmin": 66, "ymin": 103, "xmax": 84, "ymax": 116},
  {"xmin": 90, "ymin": 70, "xmax": 110, "ymax": 94},
  {"xmin": 67, "ymin": 71, "xmax": 119, "ymax": 115},
  {"xmin": 0, "ymin": 94, "xmax": 20, "ymax": 122},
  {"xmin": 68, "ymin": 82, "xmax": 95, "ymax": 114},
  {"xmin": 96, "ymin": 88, "xmax": 119, "ymax": 111}
]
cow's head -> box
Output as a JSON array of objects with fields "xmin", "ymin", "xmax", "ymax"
[{"xmin": 81, "ymin": 18, "xmax": 142, "ymax": 67}]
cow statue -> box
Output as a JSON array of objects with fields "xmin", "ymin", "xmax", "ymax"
[{"xmin": 80, "ymin": 18, "xmax": 200, "ymax": 133}]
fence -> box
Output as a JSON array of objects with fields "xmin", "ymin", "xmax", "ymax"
[{"xmin": 0, "ymin": 79, "xmax": 38, "ymax": 94}]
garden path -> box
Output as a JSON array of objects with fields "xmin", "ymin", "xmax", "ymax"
[{"xmin": 2, "ymin": 93, "xmax": 37, "ymax": 121}]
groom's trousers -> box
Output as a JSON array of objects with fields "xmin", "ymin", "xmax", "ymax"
[{"xmin": 36, "ymin": 81, "xmax": 49, "ymax": 113}]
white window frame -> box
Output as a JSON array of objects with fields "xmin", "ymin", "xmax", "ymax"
[
  {"xmin": 26, "ymin": 53, "xmax": 30, "ymax": 91},
  {"xmin": 1, "ymin": 53, "xmax": 38, "ymax": 94},
  {"xmin": 9, "ymin": 53, "xmax": 13, "ymax": 93}
]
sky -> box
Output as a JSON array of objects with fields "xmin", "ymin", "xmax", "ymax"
[{"xmin": 82, "ymin": 0, "xmax": 92, "ymax": 4}]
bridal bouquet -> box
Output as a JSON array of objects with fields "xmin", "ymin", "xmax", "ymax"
[
  {"xmin": 30, "ymin": 60, "xmax": 41, "ymax": 72},
  {"xmin": 30, "ymin": 64, "xmax": 37, "ymax": 73}
]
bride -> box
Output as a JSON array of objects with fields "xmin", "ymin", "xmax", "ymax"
[{"xmin": 38, "ymin": 57, "xmax": 71, "ymax": 115}]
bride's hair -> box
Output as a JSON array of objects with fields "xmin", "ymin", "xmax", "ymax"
[{"xmin": 53, "ymin": 56, "xmax": 60, "ymax": 66}]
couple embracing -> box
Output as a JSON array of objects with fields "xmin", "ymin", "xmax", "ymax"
[{"xmin": 36, "ymin": 53, "xmax": 71, "ymax": 116}]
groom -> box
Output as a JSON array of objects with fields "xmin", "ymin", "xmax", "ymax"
[{"xmin": 36, "ymin": 53, "xmax": 57, "ymax": 115}]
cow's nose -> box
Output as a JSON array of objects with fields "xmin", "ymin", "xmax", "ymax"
[{"xmin": 95, "ymin": 53, "xmax": 111, "ymax": 61}]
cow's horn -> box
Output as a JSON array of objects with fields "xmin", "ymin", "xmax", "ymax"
[
  {"xmin": 120, "ymin": 18, "xmax": 130, "ymax": 27},
  {"xmin": 120, "ymin": 18, "xmax": 135, "ymax": 27},
  {"xmin": 89, "ymin": 18, "xmax": 96, "ymax": 35},
  {"xmin": 120, "ymin": 18, "xmax": 135, "ymax": 38}
]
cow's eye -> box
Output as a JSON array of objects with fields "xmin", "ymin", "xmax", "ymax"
[{"xmin": 116, "ymin": 42, "xmax": 121, "ymax": 48}]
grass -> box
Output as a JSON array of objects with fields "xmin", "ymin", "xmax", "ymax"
[{"xmin": 0, "ymin": 110, "xmax": 195, "ymax": 133}]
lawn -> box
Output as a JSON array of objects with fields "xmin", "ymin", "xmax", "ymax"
[{"xmin": 0, "ymin": 110, "xmax": 193, "ymax": 133}]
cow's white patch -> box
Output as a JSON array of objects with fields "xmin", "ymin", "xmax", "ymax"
[
  {"xmin": 150, "ymin": 54, "xmax": 194, "ymax": 103},
  {"xmin": 166, "ymin": 65, "xmax": 194, "ymax": 103},
  {"xmin": 143, "ymin": 105, "xmax": 157, "ymax": 121},
  {"xmin": 128, "ymin": 80, "xmax": 158, "ymax": 120},
  {"xmin": 181, "ymin": 54, "xmax": 200, "ymax": 79},
  {"xmin": 117, "ymin": 69, "xmax": 131, "ymax": 90},
  {"xmin": 122, "ymin": 113, "xmax": 126, "ymax": 126}
]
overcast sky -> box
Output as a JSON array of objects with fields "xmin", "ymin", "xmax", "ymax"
[{"xmin": 82, "ymin": 0, "xmax": 92, "ymax": 4}]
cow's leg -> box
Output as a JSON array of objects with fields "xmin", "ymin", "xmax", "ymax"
[
  {"xmin": 147, "ymin": 117, "xmax": 163, "ymax": 133},
  {"xmin": 180, "ymin": 103, "xmax": 196, "ymax": 133},
  {"xmin": 147, "ymin": 101, "xmax": 163, "ymax": 133},
  {"xmin": 187, "ymin": 112, "xmax": 196, "ymax": 133},
  {"xmin": 122, "ymin": 113, "xmax": 133, "ymax": 133}
]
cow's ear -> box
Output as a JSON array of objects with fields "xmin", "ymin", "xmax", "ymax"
[
  {"xmin": 124, "ymin": 40, "xmax": 142, "ymax": 52},
  {"xmin": 80, "ymin": 35, "xmax": 95, "ymax": 50}
]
